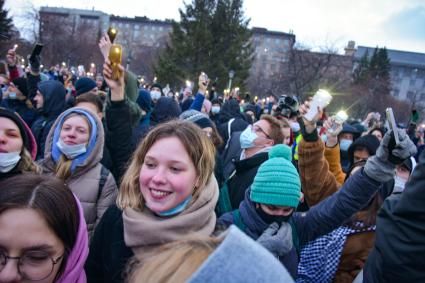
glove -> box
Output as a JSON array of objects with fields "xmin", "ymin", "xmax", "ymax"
[
  {"xmin": 364, "ymin": 130, "xmax": 417, "ymax": 183},
  {"xmin": 388, "ymin": 130, "xmax": 417, "ymax": 164},
  {"xmin": 257, "ymin": 222, "xmax": 293, "ymax": 257},
  {"xmin": 298, "ymin": 116, "xmax": 318, "ymax": 142}
]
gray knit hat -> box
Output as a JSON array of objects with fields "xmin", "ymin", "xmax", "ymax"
[{"xmin": 179, "ymin": 110, "xmax": 213, "ymax": 129}]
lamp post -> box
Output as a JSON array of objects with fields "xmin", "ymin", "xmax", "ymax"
[{"xmin": 228, "ymin": 70, "xmax": 235, "ymax": 92}]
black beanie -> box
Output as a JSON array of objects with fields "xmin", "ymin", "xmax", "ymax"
[
  {"xmin": 0, "ymin": 108, "xmax": 29, "ymax": 152},
  {"xmin": 348, "ymin": 134, "xmax": 380, "ymax": 164},
  {"xmin": 75, "ymin": 77, "xmax": 97, "ymax": 96},
  {"xmin": 151, "ymin": 83, "xmax": 163, "ymax": 95},
  {"xmin": 12, "ymin": 77, "xmax": 29, "ymax": 98},
  {"xmin": 179, "ymin": 110, "xmax": 213, "ymax": 129}
]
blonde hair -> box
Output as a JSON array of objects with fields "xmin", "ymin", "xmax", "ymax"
[
  {"xmin": 118, "ymin": 120, "xmax": 216, "ymax": 211},
  {"xmin": 17, "ymin": 148, "xmax": 42, "ymax": 174},
  {"xmin": 127, "ymin": 235, "xmax": 221, "ymax": 283},
  {"xmin": 54, "ymin": 113, "xmax": 92, "ymax": 181}
]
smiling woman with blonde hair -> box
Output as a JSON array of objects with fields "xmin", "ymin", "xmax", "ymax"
[{"xmin": 86, "ymin": 119, "xmax": 219, "ymax": 283}]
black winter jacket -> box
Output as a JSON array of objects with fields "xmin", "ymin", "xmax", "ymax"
[
  {"xmin": 85, "ymin": 205, "xmax": 133, "ymax": 283},
  {"xmin": 363, "ymin": 149, "xmax": 425, "ymax": 283}
]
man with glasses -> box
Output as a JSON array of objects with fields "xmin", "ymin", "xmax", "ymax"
[{"xmin": 221, "ymin": 114, "xmax": 284, "ymax": 211}]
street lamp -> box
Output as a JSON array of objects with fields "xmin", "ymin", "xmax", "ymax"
[{"xmin": 228, "ymin": 70, "xmax": 235, "ymax": 91}]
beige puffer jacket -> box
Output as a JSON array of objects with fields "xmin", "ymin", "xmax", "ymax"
[{"xmin": 41, "ymin": 107, "xmax": 118, "ymax": 237}]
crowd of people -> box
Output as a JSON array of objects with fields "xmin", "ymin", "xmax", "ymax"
[{"xmin": 0, "ymin": 33, "xmax": 424, "ymax": 283}]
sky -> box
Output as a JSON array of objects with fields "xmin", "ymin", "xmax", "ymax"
[{"xmin": 5, "ymin": 0, "xmax": 425, "ymax": 54}]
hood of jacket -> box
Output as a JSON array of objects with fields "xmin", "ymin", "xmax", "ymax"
[
  {"xmin": 42, "ymin": 107, "xmax": 104, "ymax": 177},
  {"xmin": 150, "ymin": 97, "xmax": 181, "ymax": 125},
  {"xmin": 37, "ymin": 80, "xmax": 66, "ymax": 118},
  {"xmin": 219, "ymin": 99, "xmax": 246, "ymax": 123}
]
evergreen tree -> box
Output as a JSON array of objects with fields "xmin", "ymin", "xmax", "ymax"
[
  {"xmin": 154, "ymin": 0, "xmax": 253, "ymax": 91},
  {"xmin": 353, "ymin": 49, "xmax": 369, "ymax": 84},
  {"xmin": 0, "ymin": 0, "xmax": 14, "ymax": 41}
]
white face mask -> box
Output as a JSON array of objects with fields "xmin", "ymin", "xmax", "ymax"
[
  {"xmin": 211, "ymin": 106, "xmax": 220, "ymax": 114},
  {"xmin": 150, "ymin": 91, "xmax": 161, "ymax": 101},
  {"xmin": 239, "ymin": 125, "xmax": 258, "ymax": 149},
  {"xmin": 290, "ymin": 121, "xmax": 300, "ymax": 133},
  {"xmin": 0, "ymin": 152, "xmax": 21, "ymax": 173},
  {"xmin": 393, "ymin": 175, "xmax": 407, "ymax": 193},
  {"xmin": 56, "ymin": 139, "xmax": 87, "ymax": 159}
]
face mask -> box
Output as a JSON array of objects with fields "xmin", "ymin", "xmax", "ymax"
[
  {"xmin": 155, "ymin": 195, "xmax": 192, "ymax": 217},
  {"xmin": 239, "ymin": 125, "xmax": 258, "ymax": 149},
  {"xmin": 56, "ymin": 138, "xmax": 87, "ymax": 159},
  {"xmin": 8, "ymin": 92, "xmax": 17, "ymax": 99},
  {"xmin": 150, "ymin": 91, "xmax": 161, "ymax": 101},
  {"xmin": 256, "ymin": 205, "xmax": 293, "ymax": 224},
  {"xmin": 211, "ymin": 106, "xmax": 220, "ymax": 114},
  {"xmin": 393, "ymin": 175, "xmax": 406, "ymax": 193},
  {"xmin": 0, "ymin": 152, "xmax": 21, "ymax": 173},
  {"xmin": 339, "ymin": 139, "xmax": 353, "ymax": 151},
  {"xmin": 290, "ymin": 121, "xmax": 300, "ymax": 133}
]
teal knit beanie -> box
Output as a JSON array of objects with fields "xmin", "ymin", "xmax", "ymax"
[{"xmin": 250, "ymin": 144, "xmax": 301, "ymax": 208}]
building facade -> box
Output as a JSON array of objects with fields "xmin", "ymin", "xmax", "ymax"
[
  {"xmin": 39, "ymin": 6, "xmax": 294, "ymax": 85},
  {"xmin": 354, "ymin": 46, "xmax": 425, "ymax": 107}
]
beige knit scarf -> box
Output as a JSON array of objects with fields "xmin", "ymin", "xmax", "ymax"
[{"xmin": 123, "ymin": 175, "xmax": 219, "ymax": 259}]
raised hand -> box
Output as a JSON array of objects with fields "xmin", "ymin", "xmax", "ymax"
[{"xmin": 103, "ymin": 58, "xmax": 125, "ymax": 101}]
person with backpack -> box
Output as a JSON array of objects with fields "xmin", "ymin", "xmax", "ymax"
[{"xmin": 39, "ymin": 107, "xmax": 118, "ymax": 237}]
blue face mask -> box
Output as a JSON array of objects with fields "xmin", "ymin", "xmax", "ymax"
[
  {"xmin": 156, "ymin": 195, "xmax": 192, "ymax": 217},
  {"xmin": 239, "ymin": 125, "xmax": 258, "ymax": 149},
  {"xmin": 339, "ymin": 139, "xmax": 352, "ymax": 151},
  {"xmin": 8, "ymin": 92, "xmax": 17, "ymax": 99}
]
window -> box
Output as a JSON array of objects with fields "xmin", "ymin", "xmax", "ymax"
[
  {"xmin": 410, "ymin": 78, "xmax": 416, "ymax": 87},
  {"xmin": 420, "ymin": 93, "xmax": 425, "ymax": 101},
  {"xmin": 407, "ymin": 91, "xmax": 415, "ymax": 99},
  {"xmin": 392, "ymin": 89, "xmax": 399, "ymax": 97},
  {"xmin": 159, "ymin": 26, "xmax": 163, "ymax": 31},
  {"xmin": 135, "ymin": 24, "xmax": 139, "ymax": 29}
]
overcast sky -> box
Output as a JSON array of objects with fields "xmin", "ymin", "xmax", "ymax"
[{"xmin": 5, "ymin": 0, "xmax": 425, "ymax": 53}]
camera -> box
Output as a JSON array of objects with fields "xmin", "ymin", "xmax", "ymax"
[{"xmin": 275, "ymin": 95, "xmax": 299, "ymax": 118}]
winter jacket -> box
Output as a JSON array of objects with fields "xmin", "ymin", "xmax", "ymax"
[
  {"xmin": 85, "ymin": 205, "xmax": 134, "ymax": 283},
  {"xmin": 31, "ymin": 80, "xmax": 66, "ymax": 160},
  {"xmin": 105, "ymin": 100, "xmax": 134, "ymax": 183},
  {"xmin": 104, "ymin": 71, "xmax": 141, "ymax": 128},
  {"xmin": 221, "ymin": 131, "xmax": 269, "ymax": 209},
  {"xmin": 324, "ymin": 143, "xmax": 346, "ymax": 185},
  {"xmin": 40, "ymin": 108, "xmax": 118, "ymax": 236},
  {"xmin": 363, "ymin": 149, "xmax": 425, "ymax": 283},
  {"xmin": 220, "ymin": 167, "xmax": 381, "ymax": 279},
  {"xmin": 298, "ymin": 138, "xmax": 377, "ymax": 282}
]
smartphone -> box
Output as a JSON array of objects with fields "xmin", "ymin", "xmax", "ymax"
[
  {"xmin": 13, "ymin": 44, "xmax": 18, "ymax": 51},
  {"xmin": 386, "ymin": 107, "xmax": 399, "ymax": 145},
  {"xmin": 29, "ymin": 43, "xmax": 43, "ymax": 61},
  {"xmin": 201, "ymin": 72, "xmax": 209, "ymax": 87},
  {"xmin": 304, "ymin": 89, "xmax": 332, "ymax": 121},
  {"xmin": 108, "ymin": 44, "xmax": 122, "ymax": 80},
  {"xmin": 107, "ymin": 27, "xmax": 117, "ymax": 43}
]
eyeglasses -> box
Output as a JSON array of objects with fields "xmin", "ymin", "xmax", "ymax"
[
  {"xmin": 0, "ymin": 250, "xmax": 63, "ymax": 281},
  {"xmin": 252, "ymin": 124, "xmax": 271, "ymax": 139}
]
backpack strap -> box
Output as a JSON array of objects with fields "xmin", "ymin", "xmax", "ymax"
[
  {"xmin": 97, "ymin": 165, "xmax": 110, "ymax": 200},
  {"xmin": 223, "ymin": 118, "xmax": 235, "ymax": 151},
  {"xmin": 232, "ymin": 209, "xmax": 246, "ymax": 231}
]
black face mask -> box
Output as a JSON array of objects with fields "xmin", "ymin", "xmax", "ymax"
[{"xmin": 256, "ymin": 205, "xmax": 293, "ymax": 224}]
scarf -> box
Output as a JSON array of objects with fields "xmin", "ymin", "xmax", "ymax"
[
  {"xmin": 297, "ymin": 223, "xmax": 375, "ymax": 283},
  {"xmin": 56, "ymin": 194, "xmax": 89, "ymax": 283},
  {"xmin": 123, "ymin": 175, "xmax": 219, "ymax": 259}
]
